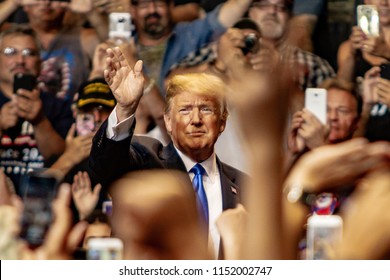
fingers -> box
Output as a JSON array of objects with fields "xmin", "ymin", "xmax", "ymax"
[
  {"xmin": 364, "ymin": 66, "xmax": 381, "ymax": 78},
  {"xmin": 72, "ymin": 172, "xmax": 92, "ymax": 195},
  {"xmin": 93, "ymin": 183, "xmax": 102, "ymax": 197},
  {"xmin": 42, "ymin": 184, "xmax": 72, "ymax": 258},
  {"xmin": 65, "ymin": 123, "xmax": 76, "ymax": 142}
]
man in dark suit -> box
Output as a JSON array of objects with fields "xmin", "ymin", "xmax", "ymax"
[{"xmin": 89, "ymin": 47, "xmax": 246, "ymax": 258}]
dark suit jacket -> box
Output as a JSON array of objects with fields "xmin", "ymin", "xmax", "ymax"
[{"xmin": 89, "ymin": 120, "xmax": 246, "ymax": 211}]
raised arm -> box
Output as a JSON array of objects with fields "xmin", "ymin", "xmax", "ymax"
[
  {"xmin": 218, "ymin": 0, "xmax": 252, "ymax": 28},
  {"xmin": 0, "ymin": 0, "xmax": 19, "ymax": 25},
  {"xmin": 104, "ymin": 47, "xmax": 145, "ymax": 122},
  {"xmin": 219, "ymin": 26, "xmax": 293, "ymax": 259}
]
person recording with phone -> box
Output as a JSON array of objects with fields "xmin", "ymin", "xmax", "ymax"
[
  {"xmin": 287, "ymin": 78, "xmax": 362, "ymax": 158},
  {"xmin": 354, "ymin": 65, "xmax": 390, "ymax": 142},
  {"xmin": 49, "ymin": 78, "xmax": 117, "ymax": 222},
  {"xmin": 0, "ymin": 25, "xmax": 73, "ymax": 194},
  {"xmin": 337, "ymin": 0, "xmax": 390, "ymax": 84}
]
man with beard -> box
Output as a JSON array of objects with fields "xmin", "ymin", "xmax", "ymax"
[
  {"xmin": 247, "ymin": 0, "xmax": 335, "ymax": 94},
  {"xmin": 128, "ymin": 0, "xmax": 252, "ymax": 95}
]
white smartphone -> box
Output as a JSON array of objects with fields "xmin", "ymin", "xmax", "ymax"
[
  {"xmin": 357, "ymin": 5, "xmax": 379, "ymax": 37},
  {"xmin": 305, "ymin": 88, "xmax": 327, "ymax": 125},
  {"xmin": 86, "ymin": 237, "xmax": 123, "ymax": 260},
  {"xmin": 108, "ymin": 12, "xmax": 134, "ymax": 41},
  {"xmin": 306, "ymin": 215, "xmax": 343, "ymax": 260}
]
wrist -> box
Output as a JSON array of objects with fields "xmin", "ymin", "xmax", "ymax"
[
  {"xmin": 116, "ymin": 104, "xmax": 137, "ymax": 122},
  {"xmin": 143, "ymin": 78, "xmax": 155, "ymax": 96},
  {"xmin": 30, "ymin": 111, "xmax": 46, "ymax": 126}
]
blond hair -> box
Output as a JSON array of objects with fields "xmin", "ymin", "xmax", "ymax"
[{"xmin": 165, "ymin": 73, "xmax": 228, "ymax": 121}]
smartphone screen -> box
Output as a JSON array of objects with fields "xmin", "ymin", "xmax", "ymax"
[
  {"xmin": 13, "ymin": 73, "xmax": 37, "ymax": 93},
  {"xmin": 76, "ymin": 113, "xmax": 95, "ymax": 136},
  {"xmin": 19, "ymin": 170, "xmax": 60, "ymax": 248},
  {"xmin": 380, "ymin": 64, "xmax": 390, "ymax": 79},
  {"xmin": 357, "ymin": 5, "xmax": 379, "ymax": 37},
  {"xmin": 86, "ymin": 237, "xmax": 123, "ymax": 260},
  {"xmin": 305, "ymin": 88, "xmax": 327, "ymax": 125},
  {"xmin": 306, "ymin": 215, "xmax": 343, "ymax": 260}
]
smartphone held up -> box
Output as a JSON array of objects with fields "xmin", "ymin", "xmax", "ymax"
[
  {"xmin": 109, "ymin": 12, "xmax": 134, "ymax": 42},
  {"xmin": 357, "ymin": 5, "xmax": 379, "ymax": 37},
  {"xmin": 306, "ymin": 215, "xmax": 343, "ymax": 260},
  {"xmin": 86, "ymin": 237, "xmax": 123, "ymax": 260},
  {"xmin": 19, "ymin": 169, "xmax": 61, "ymax": 248},
  {"xmin": 13, "ymin": 73, "xmax": 37, "ymax": 93},
  {"xmin": 76, "ymin": 113, "xmax": 96, "ymax": 136},
  {"xmin": 304, "ymin": 88, "xmax": 327, "ymax": 125}
]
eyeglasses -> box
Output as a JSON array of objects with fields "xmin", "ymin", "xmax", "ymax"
[
  {"xmin": 251, "ymin": 2, "xmax": 289, "ymax": 13},
  {"xmin": 1, "ymin": 47, "xmax": 39, "ymax": 57}
]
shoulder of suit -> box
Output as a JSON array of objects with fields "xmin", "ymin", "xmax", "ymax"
[{"xmin": 219, "ymin": 161, "xmax": 248, "ymax": 180}]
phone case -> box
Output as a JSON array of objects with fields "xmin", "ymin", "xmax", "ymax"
[
  {"xmin": 357, "ymin": 5, "xmax": 380, "ymax": 37},
  {"xmin": 305, "ymin": 88, "xmax": 327, "ymax": 125},
  {"xmin": 306, "ymin": 215, "xmax": 343, "ymax": 260}
]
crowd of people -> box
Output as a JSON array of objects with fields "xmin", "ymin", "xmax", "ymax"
[{"xmin": 1, "ymin": 0, "xmax": 390, "ymax": 261}]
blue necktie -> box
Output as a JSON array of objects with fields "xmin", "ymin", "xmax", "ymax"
[{"xmin": 190, "ymin": 163, "xmax": 209, "ymax": 227}]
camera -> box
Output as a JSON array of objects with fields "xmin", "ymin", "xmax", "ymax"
[{"xmin": 241, "ymin": 33, "xmax": 260, "ymax": 55}]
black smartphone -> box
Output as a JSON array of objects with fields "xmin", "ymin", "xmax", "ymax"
[
  {"xmin": 19, "ymin": 170, "xmax": 60, "ymax": 248},
  {"xmin": 13, "ymin": 73, "xmax": 37, "ymax": 93},
  {"xmin": 380, "ymin": 64, "xmax": 390, "ymax": 80}
]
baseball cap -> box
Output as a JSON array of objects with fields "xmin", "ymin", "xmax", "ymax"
[{"xmin": 76, "ymin": 78, "xmax": 116, "ymax": 109}]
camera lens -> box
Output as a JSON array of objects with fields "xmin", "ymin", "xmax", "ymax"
[{"xmin": 241, "ymin": 33, "xmax": 259, "ymax": 55}]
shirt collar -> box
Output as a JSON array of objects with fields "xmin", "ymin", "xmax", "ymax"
[{"xmin": 174, "ymin": 144, "xmax": 217, "ymax": 180}]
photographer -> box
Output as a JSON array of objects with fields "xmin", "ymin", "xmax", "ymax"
[{"xmin": 0, "ymin": 25, "xmax": 73, "ymax": 194}]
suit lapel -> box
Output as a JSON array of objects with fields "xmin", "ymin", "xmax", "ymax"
[
  {"xmin": 217, "ymin": 159, "xmax": 239, "ymax": 210},
  {"xmin": 160, "ymin": 142, "xmax": 187, "ymax": 171}
]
